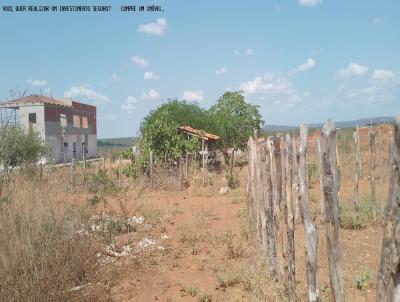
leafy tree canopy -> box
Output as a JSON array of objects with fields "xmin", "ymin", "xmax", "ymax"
[
  {"xmin": 209, "ymin": 91, "xmax": 264, "ymax": 151},
  {"xmin": 0, "ymin": 127, "xmax": 49, "ymax": 173},
  {"xmin": 139, "ymin": 99, "xmax": 219, "ymax": 159}
]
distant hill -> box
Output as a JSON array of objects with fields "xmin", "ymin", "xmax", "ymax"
[
  {"xmin": 97, "ymin": 137, "xmax": 139, "ymax": 147},
  {"xmin": 263, "ymin": 116, "xmax": 395, "ymax": 132}
]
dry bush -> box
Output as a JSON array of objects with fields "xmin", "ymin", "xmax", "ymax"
[{"xmin": 0, "ymin": 171, "xmax": 109, "ymax": 301}]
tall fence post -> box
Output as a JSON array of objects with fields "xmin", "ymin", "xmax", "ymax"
[
  {"xmin": 202, "ymin": 136, "xmax": 207, "ymax": 187},
  {"xmin": 316, "ymin": 138, "xmax": 324, "ymax": 218},
  {"xmin": 298, "ymin": 125, "xmax": 319, "ymax": 302},
  {"xmin": 376, "ymin": 115, "xmax": 400, "ymax": 301},
  {"xmin": 69, "ymin": 159, "xmax": 75, "ymax": 192},
  {"xmin": 321, "ymin": 119, "xmax": 345, "ymax": 302},
  {"xmin": 179, "ymin": 154, "xmax": 183, "ymax": 190},
  {"xmin": 118, "ymin": 155, "xmax": 122, "ymax": 187},
  {"xmin": 247, "ymin": 137, "xmax": 256, "ymax": 230},
  {"xmin": 378, "ymin": 128, "xmax": 384, "ymax": 214},
  {"xmin": 150, "ymin": 150, "xmax": 154, "ymax": 189},
  {"xmin": 370, "ymin": 126, "xmax": 376, "ymax": 221},
  {"xmin": 185, "ymin": 152, "xmax": 189, "ymax": 180},
  {"xmin": 285, "ymin": 134, "xmax": 296, "ymax": 301},
  {"xmin": 353, "ymin": 126, "xmax": 361, "ymax": 211},
  {"xmin": 108, "ymin": 148, "xmax": 112, "ymax": 177},
  {"xmin": 255, "ymin": 137, "xmax": 267, "ymax": 257},
  {"xmin": 264, "ymin": 142, "xmax": 279, "ymax": 278}
]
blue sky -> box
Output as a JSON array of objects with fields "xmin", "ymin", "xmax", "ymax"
[{"xmin": 0, "ymin": 0, "xmax": 399, "ymax": 138}]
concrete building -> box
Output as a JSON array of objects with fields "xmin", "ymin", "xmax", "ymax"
[{"xmin": 0, "ymin": 95, "xmax": 97, "ymax": 163}]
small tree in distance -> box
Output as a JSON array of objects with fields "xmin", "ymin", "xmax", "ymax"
[{"xmin": 210, "ymin": 91, "xmax": 264, "ymax": 188}]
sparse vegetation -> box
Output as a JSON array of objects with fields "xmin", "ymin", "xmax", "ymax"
[
  {"xmin": 340, "ymin": 202, "xmax": 374, "ymax": 229},
  {"xmin": 353, "ymin": 266, "xmax": 372, "ymax": 290}
]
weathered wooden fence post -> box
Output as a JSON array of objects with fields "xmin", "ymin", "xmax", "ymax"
[
  {"xmin": 118, "ymin": 155, "xmax": 122, "ymax": 187},
  {"xmin": 255, "ymin": 137, "xmax": 268, "ymax": 257},
  {"xmin": 298, "ymin": 125, "xmax": 319, "ymax": 302},
  {"xmin": 285, "ymin": 134, "xmax": 296, "ymax": 301},
  {"xmin": 108, "ymin": 148, "xmax": 112, "ymax": 177},
  {"xmin": 264, "ymin": 142, "xmax": 279, "ymax": 278},
  {"xmin": 353, "ymin": 126, "xmax": 361, "ymax": 211},
  {"xmin": 150, "ymin": 151, "xmax": 154, "ymax": 189},
  {"xmin": 370, "ymin": 126, "xmax": 377, "ymax": 221},
  {"xmin": 378, "ymin": 128, "xmax": 384, "ymax": 214},
  {"xmin": 185, "ymin": 152, "xmax": 189, "ymax": 180},
  {"xmin": 247, "ymin": 138, "xmax": 256, "ymax": 229},
  {"xmin": 316, "ymin": 138, "xmax": 324, "ymax": 218},
  {"xmin": 376, "ymin": 115, "xmax": 400, "ymax": 302},
  {"xmin": 70, "ymin": 159, "xmax": 75, "ymax": 192},
  {"xmin": 179, "ymin": 154, "xmax": 183, "ymax": 190},
  {"xmin": 321, "ymin": 119, "xmax": 345, "ymax": 302}
]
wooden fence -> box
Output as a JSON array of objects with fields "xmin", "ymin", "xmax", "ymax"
[{"xmin": 247, "ymin": 117, "xmax": 400, "ymax": 301}]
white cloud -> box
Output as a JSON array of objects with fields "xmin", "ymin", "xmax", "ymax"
[
  {"xmin": 372, "ymin": 17, "xmax": 381, "ymax": 24},
  {"xmin": 372, "ymin": 69, "xmax": 394, "ymax": 80},
  {"xmin": 239, "ymin": 73, "xmax": 306, "ymax": 107},
  {"xmin": 234, "ymin": 50, "xmax": 240, "ymax": 55},
  {"xmin": 64, "ymin": 84, "xmax": 110, "ymax": 104},
  {"xmin": 121, "ymin": 96, "xmax": 138, "ymax": 114},
  {"xmin": 131, "ymin": 56, "xmax": 149, "ymax": 68},
  {"xmin": 138, "ymin": 18, "xmax": 168, "ymax": 36},
  {"xmin": 215, "ymin": 67, "xmax": 226, "ymax": 75},
  {"xmin": 27, "ymin": 79, "xmax": 47, "ymax": 86},
  {"xmin": 225, "ymin": 87, "xmax": 232, "ymax": 92},
  {"xmin": 245, "ymin": 48, "xmax": 253, "ymax": 56},
  {"xmin": 182, "ymin": 90, "xmax": 204, "ymax": 102},
  {"xmin": 111, "ymin": 73, "xmax": 120, "ymax": 81},
  {"xmin": 298, "ymin": 57, "xmax": 316, "ymax": 71},
  {"xmin": 275, "ymin": 4, "xmax": 281, "ymax": 12},
  {"xmin": 144, "ymin": 71, "xmax": 159, "ymax": 80},
  {"xmin": 335, "ymin": 62, "xmax": 369, "ymax": 80},
  {"xmin": 298, "ymin": 0, "xmax": 322, "ymax": 7},
  {"xmin": 141, "ymin": 89, "xmax": 161, "ymax": 100}
]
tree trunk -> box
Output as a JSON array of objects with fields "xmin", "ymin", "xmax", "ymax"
[
  {"xmin": 298, "ymin": 125, "xmax": 319, "ymax": 302},
  {"xmin": 376, "ymin": 116, "xmax": 400, "ymax": 302},
  {"xmin": 321, "ymin": 120, "xmax": 346, "ymax": 302}
]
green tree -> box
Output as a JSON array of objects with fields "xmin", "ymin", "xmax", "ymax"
[
  {"xmin": 210, "ymin": 91, "xmax": 263, "ymax": 188},
  {"xmin": 0, "ymin": 127, "xmax": 49, "ymax": 197},
  {"xmin": 139, "ymin": 99, "xmax": 219, "ymax": 161}
]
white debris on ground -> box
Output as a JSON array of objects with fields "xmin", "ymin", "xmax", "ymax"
[
  {"xmin": 219, "ymin": 186, "xmax": 230, "ymax": 195},
  {"xmin": 161, "ymin": 234, "xmax": 170, "ymax": 239},
  {"xmin": 138, "ymin": 238, "xmax": 156, "ymax": 249},
  {"xmin": 78, "ymin": 212, "xmax": 145, "ymax": 235},
  {"xmin": 96, "ymin": 237, "xmax": 165, "ymax": 264}
]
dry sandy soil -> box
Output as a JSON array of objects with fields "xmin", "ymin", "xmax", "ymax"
[{"xmin": 89, "ymin": 163, "xmax": 384, "ymax": 302}]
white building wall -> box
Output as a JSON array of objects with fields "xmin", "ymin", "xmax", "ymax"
[{"xmin": 19, "ymin": 105, "xmax": 45, "ymax": 137}]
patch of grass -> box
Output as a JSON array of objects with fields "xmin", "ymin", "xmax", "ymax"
[
  {"xmin": 222, "ymin": 229, "xmax": 245, "ymax": 259},
  {"xmin": 353, "ymin": 266, "xmax": 372, "ymax": 290},
  {"xmin": 180, "ymin": 283, "xmax": 199, "ymax": 297},
  {"xmin": 139, "ymin": 204, "xmax": 164, "ymax": 225},
  {"xmin": 197, "ymin": 291, "xmax": 212, "ymax": 302},
  {"xmin": 213, "ymin": 266, "xmax": 241, "ymax": 288},
  {"xmin": 340, "ymin": 203, "xmax": 374, "ymax": 230}
]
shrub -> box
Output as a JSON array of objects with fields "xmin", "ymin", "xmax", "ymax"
[
  {"xmin": 86, "ymin": 169, "xmax": 116, "ymax": 203},
  {"xmin": 213, "ymin": 266, "xmax": 241, "ymax": 288},
  {"xmin": 353, "ymin": 266, "xmax": 372, "ymax": 290},
  {"xmin": 197, "ymin": 291, "xmax": 212, "ymax": 302},
  {"xmin": 340, "ymin": 203, "xmax": 373, "ymax": 230}
]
